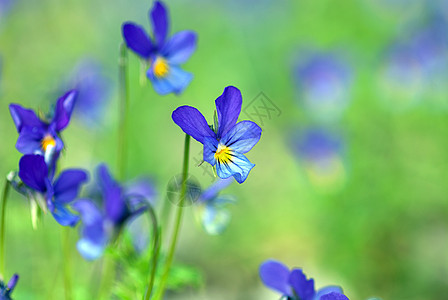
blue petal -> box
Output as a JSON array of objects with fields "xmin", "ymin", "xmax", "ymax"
[
  {"xmin": 200, "ymin": 195, "xmax": 235, "ymax": 235},
  {"xmin": 77, "ymin": 238, "xmax": 106, "ymax": 261},
  {"xmin": 215, "ymin": 151, "xmax": 254, "ymax": 184},
  {"xmin": 289, "ymin": 269, "xmax": 316, "ymax": 300},
  {"xmin": 162, "ymin": 30, "xmax": 197, "ymax": 64},
  {"xmin": 200, "ymin": 178, "xmax": 233, "ymax": 202},
  {"xmin": 150, "ymin": 1, "xmax": 168, "ymax": 48},
  {"xmin": 259, "ymin": 260, "xmax": 292, "ymax": 297},
  {"xmin": 9, "ymin": 104, "xmax": 43, "ymax": 132},
  {"xmin": 51, "ymin": 201, "xmax": 79, "ymax": 227},
  {"xmin": 53, "ymin": 90, "xmax": 77, "ymax": 131},
  {"xmin": 314, "ymin": 286, "xmax": 343, "ymax": 300},
  {"xmin": 203, "ymin": 137, "xmax": 218, "ymax": 165},
  {"xmin": 53, "ymin": 169, "xmax": 88, "ymax": 204},
  {"xmin": 122, "ymin": 22, "xmax": 153, "ymax": 58},
  {"xmin": 97, "ymin": 165, "xmax": 127, "ymax": 225},
  {"xmin": 15, "ymin": 127, "xmax": 45, "ymax": 155},
  {"xmin": 18, "ymin": 154, "xmax": 48, "ymax": 192},
  {"xmin": 215, "ymin": 86, "xmax": 242, "ymax": 138},
  {"xmin": 319, "ymin": 292, "xmax": 349, "ymax": 300},
  {"xmin": 147, "ymin": 64, "xmax": 193, "ymax": 95},
  {"xmin": 125, "ymin": 177, "xmax": 156, "ymax": 205},
  {"xmin": 172, "ymin": 106, "xmax": 216, "ymax": 144},
  {"xmin": 7, "ymin": 274, "xmax": 19, "ymax": 292},
  {"xmin": 220, "ymin": 121, "xmax": 262, "ymax": 154}
]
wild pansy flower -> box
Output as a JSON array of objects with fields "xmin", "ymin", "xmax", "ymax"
[
  {"xmin": 0, "ymin": 274, "xmax": 19, "ymax": 300},
  {"xmin": 122, "ymin": 1, "xmax": 197, "ymax": 95},
  {"xmin": 259, "ymin": 260, "xmax": 348, "ymax": 300},
  {"xmin": 172, "ymin": 86, "xmax": 262, "ymax": 184},
  {"xmin": 9, "ymin": 90, "xmax": 77, "ymax": 175},
  {"xmin": 72, "ymin": 164, "xmax": 151, "ymax": 260},
  {"xmin": 18, "ymin": 154, "xmax": 88, "ymax": 227},
  {"xmin": 195, "ymin": 178, "xmax": 235, "ymax": 235}
]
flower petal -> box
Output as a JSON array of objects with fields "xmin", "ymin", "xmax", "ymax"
[
  {"xmin": 200, "ymin": 195, "xmax": 235, "ymax": 235},
  {"xmin": 51, "ymin": 201, "xmax": 79, "ymax": 227},
  {"xmin": 200, "ymin": 178, "xmax": 233, "ymax": 202},
  {"xmin": 319, "ymin": 292, "xmax": 349, "ymax": 300},
  {"xmin": 150, "ymin": 1, "xmax": 168, "ymax": 48},
  {"xmin": 314, "ymin": 286, "xmax": 343, "ymax": 300},
  {"xmin": 53, "ymin": 90, "xmax": 77, "ymax": 131},
  {"xmin": 215, "ymin": 151, "xmax": 254, "ymax": 184},
  {"xmin": 162, "ymin": 30, "xmax": 197, "ymax": 64},
  {"xmin": 97, "ymin": 165, "xmax": 127, "ymax": 224},
  {"xmin": 147, "ymin": 64, "xmax": 193, "ymax": 95},
  {"xmin": 172, "ymin": 106, "xmax": 216, "ymax": 143},
  {"xmin": 53, "ymin": 169, "xmax": 88, "ymax": 204},
  {"xmin": 215, "ymin": 86, "xmax": 242, "ymax": 138},
  {"xmin": 221, "ymin": 121, "xmax": 261, "ymax": 154},
  {"xmin": 9, "ymin": 104, "xmax": 43, "ymax": 133},
  {"xmin": 7, "ymin": 274, "xmax": 19, "ymax": 292},
  {"xmin": 203, "ymin": 136, "xmax": 218, "ymax": 166},
  {"xmin": 289, "ymin": 269, "xmax": 316, "ymax": 300},
  {"xmin": 18, "ymin": 154, "xmax": 48, "ymax": 192},
  {"xmin": 122, "ymin": 22, "xmax": 153, "ymax": 58},
  {"xmin": 259, "ymin": 260, "xmax": 292, "ymax": 297},
  {"xmin": 15, "ymin": 127, "xmax": 45, "ymax": 155}
]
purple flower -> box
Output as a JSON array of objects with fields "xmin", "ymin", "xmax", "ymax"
[
  {"xmin": 172, "ymin": 86, "xmax": 262, "ymax": 184},
  {"xmin": 122, "ymin": 1, "xmax": 197, "ymax": 95},
  {"xmin": 72, "ymin": 165, "xmax": 152, "ymax": 260},
  {"xmin": 9, "ymin": 90, "xmax": 77, "ymax": 175},
  {"xmin": 0, "ymin": 274, "xmax": 19, "ymax": 300},
  {"xmin": 18, "ymin": 154, "xmax": 88, "ymax": 227},
  {"xmin": 259, "ymin": 260, "xmax": 348, "ymax": 300}
]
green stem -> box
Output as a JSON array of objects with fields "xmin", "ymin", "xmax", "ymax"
[
  {"xmin": 154, "ymin": 134, "xmax": 190, "ymax": 300},
  {"xmin": 0, "ymin": 179, "xmax": 10, "ymax": 280},
  {"xmin": 62, "ymin": 227, "xmax": 72, "ymax": 300},
  {"xmin": 144, "ymin": 205, "xmax": 161, "ymax": 300},
  {"xmin": 118, "ymin": 42, "xmax": 130, "ymax": 181}
]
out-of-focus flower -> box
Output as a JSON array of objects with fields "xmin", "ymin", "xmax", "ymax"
[
  {"xmin": 122, "ymin": 1, "xmax": 197, "ymax": 95},
  {"xmin": 293, "ymin": 128, "xmax": 346, "ymax": 193},
  {"xmin": 63, "ymin": 58, "xmax": 113, "ymax": 126},
  {"xmin": 259, "ymin": 260, "xmax": 348, "ymax": 300},
  {"xmin": 0, "ymin": 0, "xmax": 13, "ymax": 20},
  {"xmin": 9, "ymin": 90, "xmax": 77, "ymax": 175},
  {"xmin": 72, "ymin": 165, "xmax": 152, "ymax": 260},
  {"xmin": 18, "ymin": 154, "xmax": 88, "ymax": 227},
  {"xmin": 172, "ymin": 86, "xmax": 262, "ymax": 184},
  {"xmin": 194, "ymin": 178, "xmax": 235, "ymax": 235},
  {"xmin": 295, "ymin": 52, "xmax": 352, "ymax": 122},
  {"xmin": 0, "ymin": 274, "xmax": 19, "ymax": 300}
]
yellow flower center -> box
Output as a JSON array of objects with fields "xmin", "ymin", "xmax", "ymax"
[
  {"xmin": 153, "ymin": 57, "xmax": 169, "ymax": 78},
  {"xmin": 214, "ymin": 144, "xmax": 232, "ymax": 164},
  {"xmin": 41, "ymin": 135, "xmax": 56, "ymax": 151}
]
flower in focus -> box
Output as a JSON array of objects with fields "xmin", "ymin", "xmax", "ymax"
[
  {"xmin": 259, "ymin": 260, "xmax": 348, "ymax": 300},
  {"xmin": 122, "ymin": 1, "xmax": 197, "ymax": 95},
  {"xmin": 18, "ymin": 154, "xmax": 88, "ymax": 227},
  {"xmin": 9, "ymin": 90, "xmax": 77, "ymax": 175},
  {"xmin": 72, "ymin": 164, "xmax": 152, "ymax": 260},
  {"xmin": 0, "ymin": 274, "xmax": 19, "ymax": 300},
  {"xmin": 295, "ymin": 52, "xmax": 352, "ymax": 122},
  {"xmin": 194, "ymin": 177, "xmax": 235, "ymax": 235},
  {"xmin": 172, "ymin": 86, "xmax": 262, "ymax": 183}
]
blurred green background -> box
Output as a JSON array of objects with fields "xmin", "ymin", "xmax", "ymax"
[{"xmin": 1, "ymin": 0, "xmax": 448, "ymax": 299}]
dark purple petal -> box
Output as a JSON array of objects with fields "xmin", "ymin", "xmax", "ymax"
[
  {"xmin": 97, "ymin": 165, "xmax": 127, "ymax": 225},
  {"xmin": 18, "ymin": 154, "xmax": 48, "ymax": 193},
  {"xmin": 150, "ymin": 1, "xmax": 168, "ymax": 48},
  {"xmin": 51, "ymin": 201, "xmax": 79, "ymax": 227},
  {"xmin": 53, "ymin": 90, "xmax": 77, "ymax": 131},
  {"xmin": 215, "ymin": 86, "xmax": 242, "ymax": 138},
  {"xmin": 289, "ymin": 269, "xmax": 316, "ymax": 300},
  {"xmin": 9, "ymin": 104, "xmax": 43, "ymax": 132},
  {"xmin": 15, "ymin": 127, "xmax": 45, "ymax": 155},
  {"xmin": 319, "ymin": 292, "xmax": 349, "ymax": 300},
  {"xmin": 53, "ymin": 169, "xmax": 88, "ymax": 204},
  {"xmin": 172, "ymin": 106, "xmax": 216, "ymax": 143},
  {"xmin": 162, "ymin": 30, "xmax": 197, "ymax": 64},
  {"xmin": 122, "ymin": 22, "xmax": 153, "ymax": 58},
  {"xmin": 221, "ymin": 121, "xmax": 261, "ymax": 154},
  {"xmin": 259, "ymin": 260, "xmax": 292, "ymax": 297},
  {"xmin": 203, "ymin": 137, "xmax": 218, "ymax": 166},
  {"xmin": 315, "ymin": 286, "xmax": 344, "ymax": 299}
]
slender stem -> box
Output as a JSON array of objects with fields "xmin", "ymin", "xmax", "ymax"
[
  {"xmin": 118, "ymin": 42, "xmax": 130, "ymax": 181},
  {"xmin": 0, "ymin": 179, "xmax": 10, "ymax": 280},
  {"xmin": 62, "ymin": 227, "xmax": 72, "ymax": 300},
  {"xmin": 154, "ymin": 134, "xmax": 190, "ymax": 300},
  {"xmin": 144, "ymin": 205, "xmax": 161, "ymax": 300}
]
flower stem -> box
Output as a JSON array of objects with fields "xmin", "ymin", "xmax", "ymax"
[
  {"xmin": 0, "ymin": 178, "xmax": 10, "ymax": 280},
  {"xmin": 118, "ymin": 42, "xmax": 130, "ymax": 181},
  {"xmin": 154, "ymin": 134, "xmax": 190, "ymax": 300},
  {"xmin": 62, "ymin": 227, "xmax": 72, "ymax": 300},
  {"xmin": 144, "ymin": 205, "xmax": 161, "ymax": 300}
]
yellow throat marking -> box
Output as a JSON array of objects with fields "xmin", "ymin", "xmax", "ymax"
[
  {"xmin": 153, "ymin": 57, "xmax": 169, "ymax": 78},
  {"xmin": 214, "ymin": 144, "xmax": 232, "ymax": 164},
  {"xmin": 41, "ymin": 135, "xmax": 56, "ymax": 151}
]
